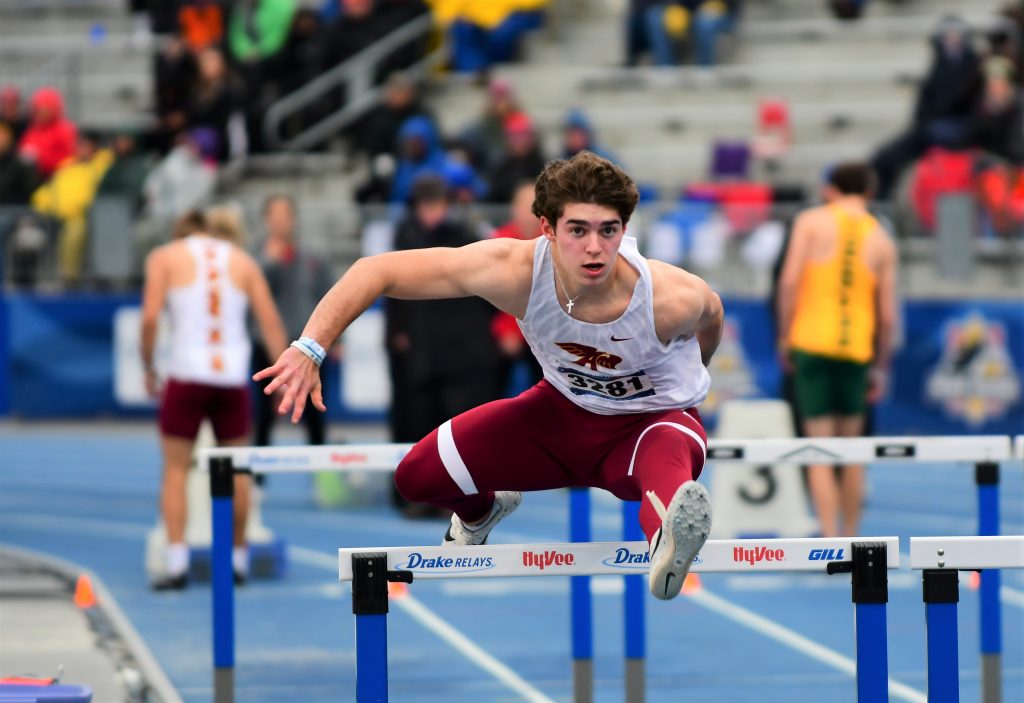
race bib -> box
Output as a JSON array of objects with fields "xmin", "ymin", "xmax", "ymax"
[{"xmin": 557, "ymin": 367, "xmax": 656, "ymax": 401}]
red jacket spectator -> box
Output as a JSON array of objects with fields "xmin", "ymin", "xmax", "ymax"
[{"xmin": 18, "ymin": 87, "xmax": 77, "ymax": 178}]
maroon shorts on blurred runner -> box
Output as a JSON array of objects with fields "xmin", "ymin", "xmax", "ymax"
[{"xmin": 158, "ymin": 379, "xmax": 251, "ymax": 441}]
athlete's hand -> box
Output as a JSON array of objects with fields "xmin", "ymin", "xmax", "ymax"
[
  {"xmin": 253, "ymin": 346, "xmax": 327, "ymax": 423},
  {"xmin": 867, "ymin": 366, "xmax": 888, "ymax": 404}
]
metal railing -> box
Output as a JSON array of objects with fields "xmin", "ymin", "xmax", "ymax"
[{"xmin": 261, "ymin": 13, "xmax": 443, "ymax": 152}]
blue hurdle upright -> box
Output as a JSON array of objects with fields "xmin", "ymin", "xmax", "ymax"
[{"xmin": 911, "ymin": 536, "xmax": 1024, "ymax": 703}]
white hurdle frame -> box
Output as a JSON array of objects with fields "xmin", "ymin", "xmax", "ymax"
[
  {"xmin": 199, "ymin": 435, "xmax": 1013, "ymax": 703},
  {"xmin": 909, "ymin": 537, "xmax": 1024, "ymax": 703}
]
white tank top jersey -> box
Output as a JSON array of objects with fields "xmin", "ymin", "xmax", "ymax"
[
  {"xmin": 165, "ymin": 236, "xmax": 251, "ymax": 386},
  {"xmin": 518, "ymin": 236, "xmax": 711, "ymax": 415}
]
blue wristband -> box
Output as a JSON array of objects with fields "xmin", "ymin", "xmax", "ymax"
[{"xmin": 290, "ymin": 337, "xmax": 326, "ymax": 367}]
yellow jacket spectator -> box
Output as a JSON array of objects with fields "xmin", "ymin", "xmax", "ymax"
[{"xmin": 31, "ymin": 135, "xmax": 113, "ymax": 284}]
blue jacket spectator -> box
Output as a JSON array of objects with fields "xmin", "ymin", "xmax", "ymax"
[
  {"xmin": 562, "ymin": 109, "xmax": 618, "ymax": 163},
  {"xmin": 390, "ymin": 115, "xmax": 447, "ymax": 204}
]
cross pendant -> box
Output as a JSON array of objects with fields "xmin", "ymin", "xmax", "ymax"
[{"xmin": 566, "ymin": 299, "xmax": 574, "ymax": 314}]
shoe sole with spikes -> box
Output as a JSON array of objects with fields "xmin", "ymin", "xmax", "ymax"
[{"xmin": 647, "ymin": 481, "xmax": 711, "ymax": 600}]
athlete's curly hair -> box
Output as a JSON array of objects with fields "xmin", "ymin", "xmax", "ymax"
[{"xmin": 532, "ymin": 151, "xmax": 640, "ymax": 226}]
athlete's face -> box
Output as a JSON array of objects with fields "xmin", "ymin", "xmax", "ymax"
[{"xmin": 542, "ymin": 202, "xmax": 624, "ymax": 287}]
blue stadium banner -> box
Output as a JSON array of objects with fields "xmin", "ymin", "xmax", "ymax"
[{"xmin": 0, "ymin": 294, "xmax": 1021, "ymax": 434}]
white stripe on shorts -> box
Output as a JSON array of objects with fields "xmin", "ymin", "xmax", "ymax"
[
  {"xmin": 437, "ymin": 419, "xmax": 479, "ymax": 495},
  {"xmin": 626, "ymin": 414, "xmax": 707, "ymax": 477}
]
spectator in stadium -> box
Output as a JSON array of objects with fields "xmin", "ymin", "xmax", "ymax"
[
  {"xmin": 776, "ymin": 162, "xmax": 898, "ymax": 538},
  {"xmin": 356, "ymin": 72, "xmax": 435, "ymax": 160},
  {"xmin": 435, "ymin": 0, "xmax": 546, "ymax": 75},
  {"xmin": 561, "ymin": 109, "xmax": 618, "ymax": 163},
  {"xmin": 486, "ymin": 111, "xmax": 547, "ymax": 204},
  {"xmin": 228, "ymin": 0, "xmax": 296, "ymax": 72},
  {"xmin": 31, "ymin": 132, "xmax": 114, "ymax": 285},
  {"xmin": 320, "ymin": 0, "xmax": 425, "ymax": 78},
  {"xmin": 689, "ymin": 0, "xmax": 741, "ymax": 66},
  {"xmin": 185, "ymin": 47, "xmax": 246, "ymax": 162},
  {"xmin": 252, "ymin": 194, "xmax": 335, "ymax": 453},
  {"xmin": 968, "ymin": 55, "xmax": 1024, "ymax": 163},
  {"xmin": 18, "ymin": 87, "xmax": 78, "ymax": 179},
  {"xmin": 457, "ymin": 77, "xmax": 521, "ymax": 171},
  {"xmin": 384, "ymin": 174, "xmax": 500, "ymax": 517},
  {"xmin": 0, "ymin": 121, "xmax": 38, "ymax": 207},
  {"xmin": 871, "ymin": 15, "xmax": 981, "ymax": 200},
  {"xmin": 178, "ymin": 0, "xmax": 225, "ymax": 53},
  {"xmin": 141, "ymin": 208, "xmax": 287, "ymax": 590},
  {"xmin": 139, "ymin": 128, "xmax": 220, "ymax": 258},
  {"xmin": 490, "ymin": 180, "xmax": 543, "ymax": 396},
  {"xmin": 97, "ymin": 132, "xmax": 153, "ymax": 215},
  {"xmin": 0, "ymin": 85, "xmax": 27, "ymax": 142},
  {"xmin": 153, "ymin": 36, "xmax": 196, "ymax": 156},
  {"xmin": 624, "ymin": 0, "xmax": 691, "ymax": 66},
  {"xmin": 388, "ymin": 115, "xmax": 448, "ymax": 204}
]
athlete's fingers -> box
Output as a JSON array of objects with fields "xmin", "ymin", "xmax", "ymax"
[
  {"xmin": 252, "ymin": 364, "xmax": 277, "ymax": 382},
  {"xmin": 290, "ymin": 391, "xmax": 308, "ymax": 424},
  {"xmin": 262, "ymin": 367, "xmax": 293, "ymax": 395},
  {"xmin": 311, "ymin": 383, "xmax": 326, "ymax": 412}
]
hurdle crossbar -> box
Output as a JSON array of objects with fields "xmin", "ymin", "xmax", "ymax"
[
  {"xmin": 343, "ymin": 538, "xmax": 898, "ymax": 703},
  {"xmin": 910, "ymin": 536, "xmax": 1024, "ymax": 571},
  {"xmin": 198, "ymin": 435, "xmax": 1011, "ymax": 473},
  {"xmin": 337, "ymin": 537, "xmax": 901, "ymax": 580},
  {"xmin": 909, "ymin": 536, "xmax": 1024, "ymax": 703}
]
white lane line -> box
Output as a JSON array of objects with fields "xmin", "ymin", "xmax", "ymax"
[
  {"xmin": 289, "ymin": 546, "xmax": 558, "ymax": 703},
  {"xmin": 687, "ymin": 589, "xmax": 928, "ymax": 703},
  {"xmin": 0, "ymin": 512, "xmax": 146, "ymax": 538},
  {"xmin": 1002, "ymin": 585, "xmax": 1024, "ymax": 609}
]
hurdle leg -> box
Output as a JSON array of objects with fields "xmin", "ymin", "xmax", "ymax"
[
  {"xmin": 569, "ymin": 488, "xmax": 593, "ymax": 703},
  {"xmin": 210, "ymin": 457, "xmax": 236, "ymax": 703},
  {"xmin": 622, "ymin": 501, "xmax": 645, "ymax": 703},
  {"xmin": 830, "ymin": 541, "xmax": 890, "ymax": 702},
  {"xmin": 975, "ymin": 462, "xmax": 1002, "ymax": 703},
  {"xmin": 352, "ymin": 553, "xmax": 391, "ymax": 702},
  {"xmin": 923, "ymin": 569, "xmax": 960, "ymax": 703}
]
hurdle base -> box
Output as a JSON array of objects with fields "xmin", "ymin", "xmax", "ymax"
[
  {"xmin": 982, "ymin": 653, "xmax": 1001, "ymax": 703},
  {"xmin": 625, "ymin": 657, "xmax": 645, "ymax": 703},
  {"xmin": 214, "ymin": 667, "xmax": 234, "ymax": 703},
  {"xmin": 189, "ymin": 538, "xmax": 288, "ymax": 581},
  {"xmin": 572, "ymin": 659, "xmax": 592, "ymax": 703}
]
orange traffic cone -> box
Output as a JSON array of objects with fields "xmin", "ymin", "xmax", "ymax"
[
  {"xmin": 681, "ymin": 573, "xmax": 703, "ymax": 594},
  {"xmin": 73, "ymin": 574, "xmax": 97, "ymax": 609}
]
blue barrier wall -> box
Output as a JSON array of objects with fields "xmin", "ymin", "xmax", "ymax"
[{"xmin": 1, "ymin": 293, "xmax": 1021, "ymax": 433}]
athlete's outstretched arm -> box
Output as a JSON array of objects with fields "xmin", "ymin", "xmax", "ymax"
[{"xmin": 254, "ymin": 238, "xmax": 523, "ymax": 422}]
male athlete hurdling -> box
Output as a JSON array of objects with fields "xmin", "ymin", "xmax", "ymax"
[{"xmin": 255, "ymin": 151, "xmax": 723, "ymax": 600}]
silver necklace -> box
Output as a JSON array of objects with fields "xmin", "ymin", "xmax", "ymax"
[{"xmin": 552, "ymin": 261, "xmax": 584, "ymax": 315}]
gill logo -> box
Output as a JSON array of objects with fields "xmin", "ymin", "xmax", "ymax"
[{"xmin": 555, "ymin": 342, "xmax": 623, "ymax": 371}]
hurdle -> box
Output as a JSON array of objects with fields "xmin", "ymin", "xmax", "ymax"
[
  {"xmin": 200, "ymin": 434, "xmax": 1012, "ymax": 703},
  {"xmin": 612, "ymin": 435, "xmax": 1013, "ymax": 703},
  {"xmin": 339, "ymin": 537, "xmax": 900, "ymax": 702},
  {"xmin": 910, "ymin": 536, "xmax": 1024, "ymax": 703}
]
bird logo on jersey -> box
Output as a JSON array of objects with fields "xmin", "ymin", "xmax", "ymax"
[{"xmin": 555, "ymin": 342, "xmax": 623, "ymax": 371}]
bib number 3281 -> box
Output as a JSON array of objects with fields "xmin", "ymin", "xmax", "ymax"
[{"xmin": 558, "ymin": 367, "xmax": 656, "ymax": 401}]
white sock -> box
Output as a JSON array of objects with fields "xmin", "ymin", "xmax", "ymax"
[
  {"xmin": 166, "ymin": 542, "xmax": 189, "ymax": 577},
  {"xmin": 232, "ymin": 546, "xmax": 249, "ymax": 576}
]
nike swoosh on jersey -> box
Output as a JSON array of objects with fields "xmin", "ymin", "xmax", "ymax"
[{"xmin": 610, "ymin": 336, "xmax": 634, "ymax": 342}]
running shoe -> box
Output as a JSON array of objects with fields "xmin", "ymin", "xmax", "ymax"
[
  {"xmin": 150, "ymin": 573, "xmax": 188, "ymax": 591},
  {"xmin": 647, "ymin": 481, "xmax": 711, "ymax": 600},
  {"xmin": 442, "ymin": 491, "xmax": 522, "ymax": 546}
]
